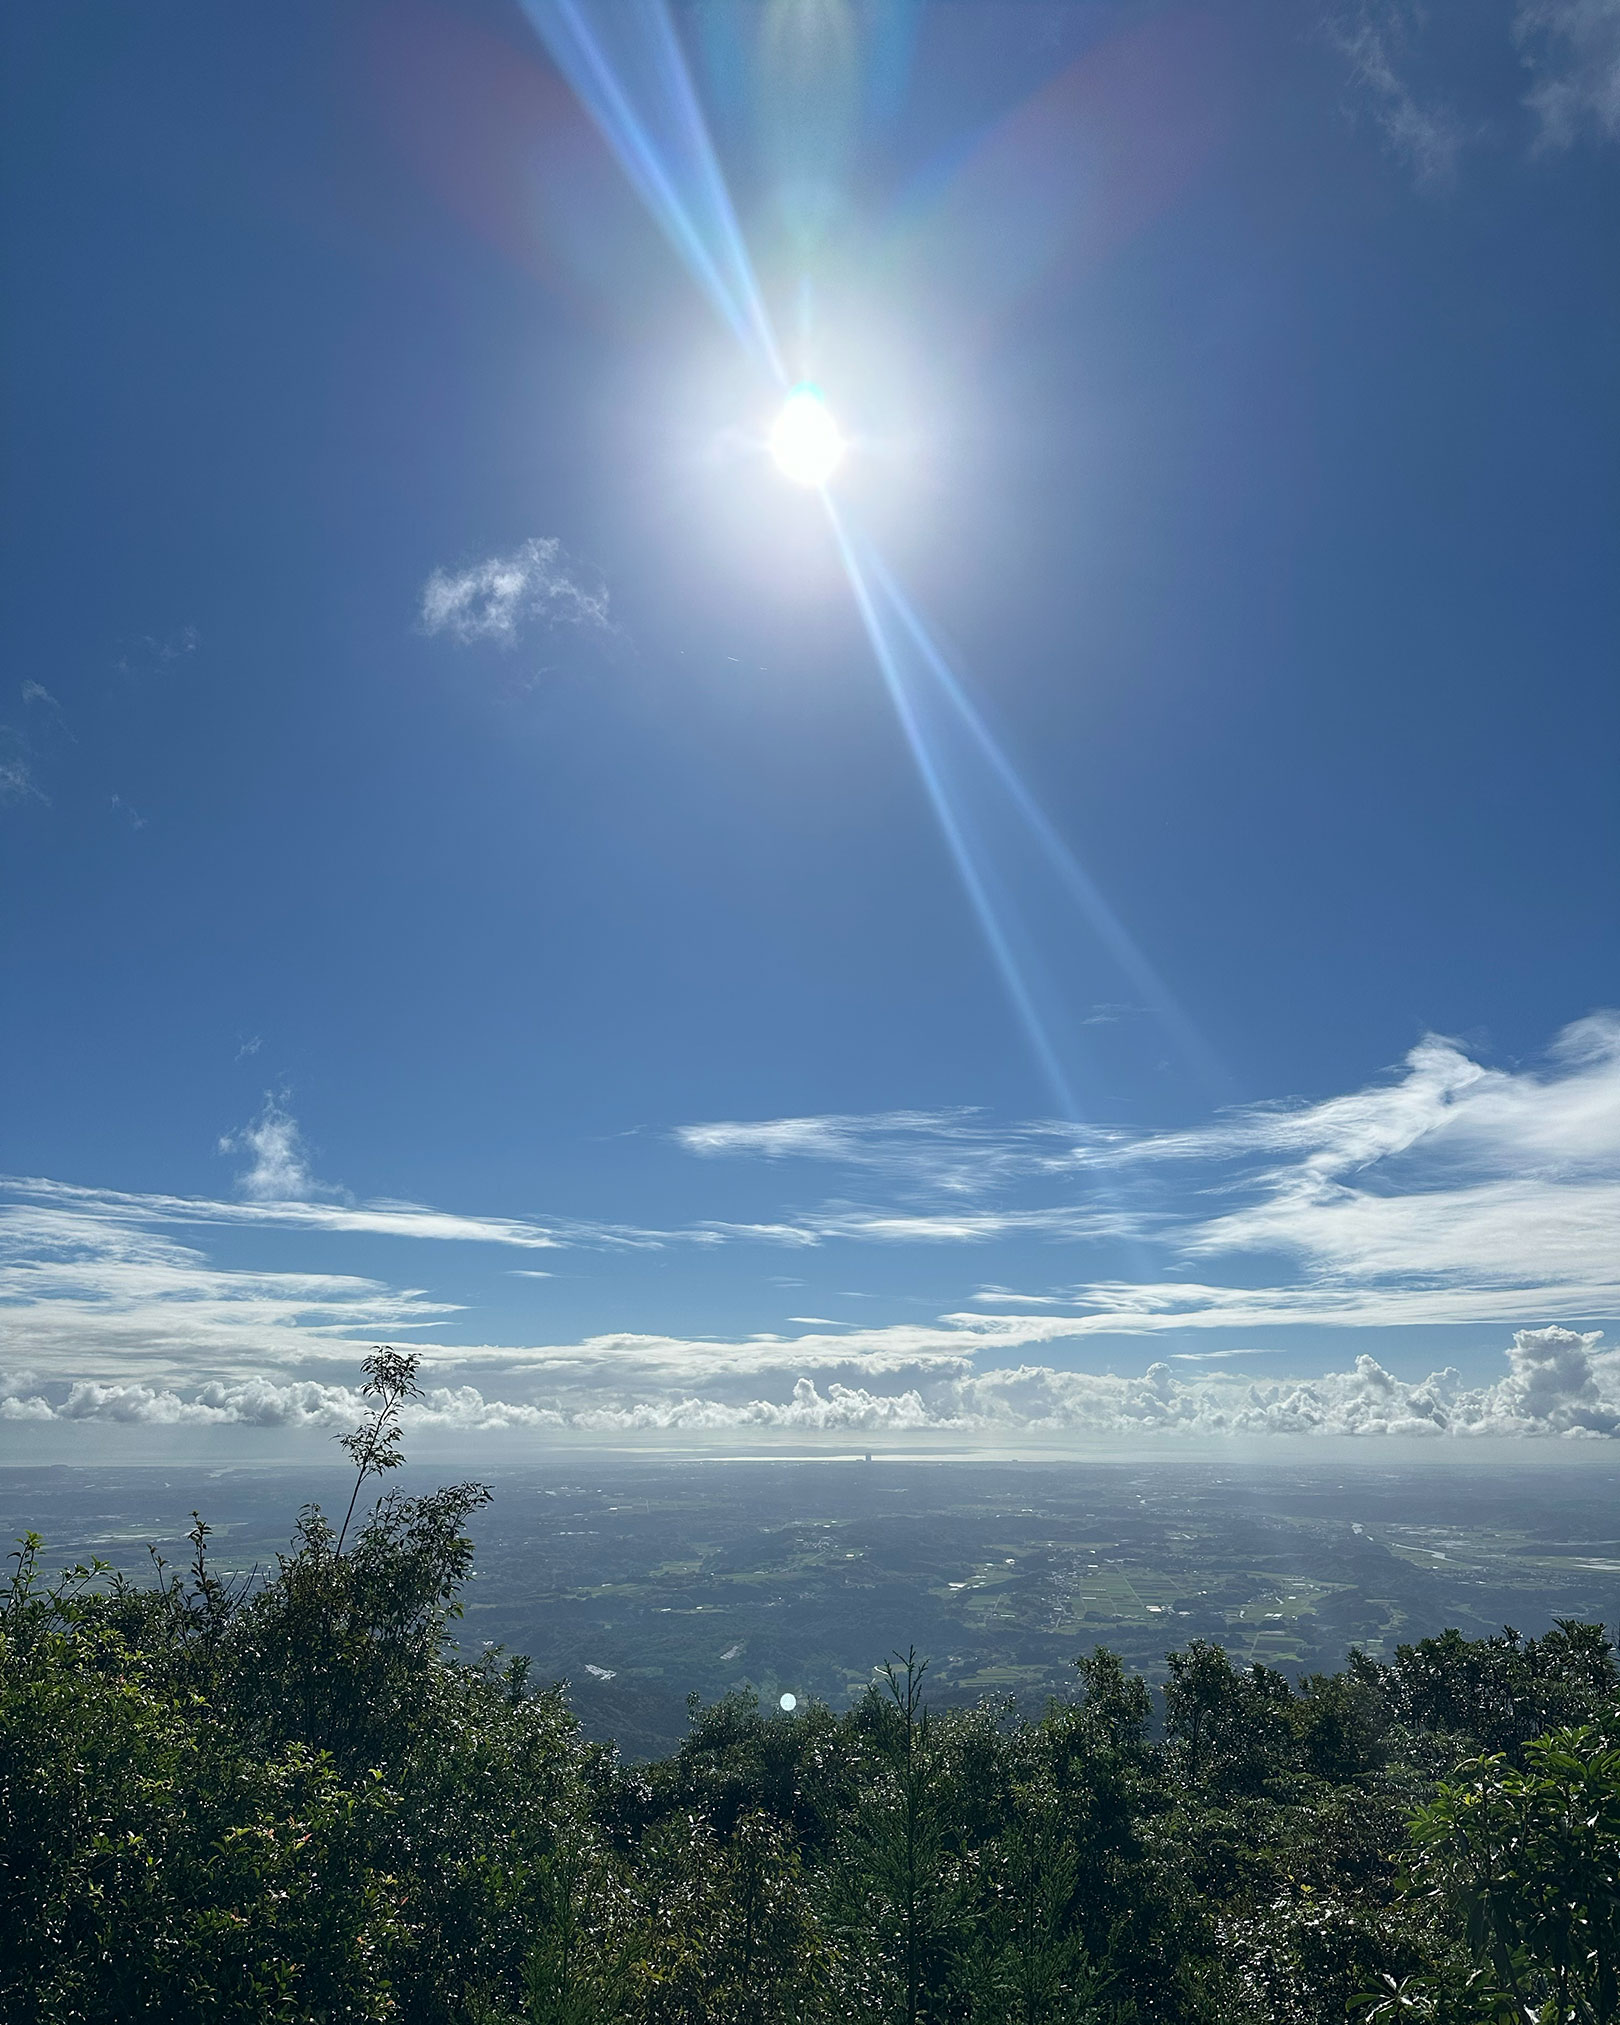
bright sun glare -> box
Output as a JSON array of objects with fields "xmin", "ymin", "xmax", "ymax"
[{"xmin": 770, "ymin": 386, "xmax": 843, "ymax": 487}]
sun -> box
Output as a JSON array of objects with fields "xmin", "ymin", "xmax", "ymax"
[{"xmin": 770, "ymin": 385, "xmax": 844, "ymax": 488}]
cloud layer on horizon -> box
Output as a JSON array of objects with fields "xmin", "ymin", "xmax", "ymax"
[
  {"xmin": 3, "ymin": 1017, "xmax": 1619, "ymax": 1443},
  {"xmin": 5, "ymin": 1327, "xmax": 1615, "ymax": 1445}
]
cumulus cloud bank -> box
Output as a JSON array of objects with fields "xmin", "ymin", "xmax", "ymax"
[
  {"xmin": 420, "ymin": 537, "xmax": 609, "ymax": 645},
  {"xmin": 5, "ymin": 1327, "xmax": 1615, "ymax": 1444}
]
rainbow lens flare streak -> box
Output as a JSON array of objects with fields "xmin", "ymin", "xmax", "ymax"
[
  {"xmin": 518, "ymin": 0, "xmax": 784, "ymax": 381},
  {"xmin": 826, "ymin": 501, "xmax": 1079, "ymax": 1116},
  {"xmin": 513, "ymin": 1, "xmax": 1218, "ymax": 1113},
  {"xmin": 866, "ymin": 554, "xmax": 1223, "ymax": 1097}
]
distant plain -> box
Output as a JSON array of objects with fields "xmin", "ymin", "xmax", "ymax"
[{"xmin": 7, "ymin": 1457, "xmax": 1619, "ymax": 1759}]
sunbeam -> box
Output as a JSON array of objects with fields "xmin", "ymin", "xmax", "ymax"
[
  {"xmin": 867, "ymin": 556, "xmax": 1226, "ymax": 1097},
  {"xmin": 512, "ymin": 0, "xmax": 1220, "ymax": 1116},
  {"xmin": 518, "ymin": 0, "xmax": 784, "ymax": 379},
  {"xmin": 825, "ymin": 500, "xmax": 1080, "ymax": 1118}
]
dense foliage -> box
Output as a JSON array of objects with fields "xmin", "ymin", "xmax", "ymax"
[{"xmin": 4, "ymin": 1358, "xmax": 1618, "ymax": 2024}]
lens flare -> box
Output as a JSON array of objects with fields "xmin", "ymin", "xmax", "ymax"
[
  {"xmin": 511, "ymin": 4, "xmax": 1222, "ymax": 1115},
  {"xmin": 770, "ymin": 386, "xmax": 843, "ymax": 487}
]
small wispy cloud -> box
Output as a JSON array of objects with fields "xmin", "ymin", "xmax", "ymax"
[
  {"xmin": 420, "ymin": 536, "xmax": 610, "ymax": 646},
  {"xmin": 1328, "ymin": 0, "xmax": 1620, "ymax": 176},
  {"xmin": 2, "ymin": 685, "xmax": 74, "ymax": 807},
  {"xmin": 3, "ymin": 1175, "xmax": 594, "ymax": 1252},
  {"xmin": 677, "ymin": 1109, "xmax": 1103, "ymax": 1199},
  {"xmin": 1079, "ymin": 1002, "xmax": 1141, "ymax": 1028},
  {"xmin": 218, "ymin": 1094, "xmax": 328, "ymax": 1203},
  {"xmin": 969, "ymin": 1287, "xmax": 1065, "ymax": 1307},
  {"xmin": 110, "ymin": 794, "xmax": 147, "ymax": 831},
  {"xmin": 0, "ymin": 750, "xmax": 46, "ymax": 807},
  {"xmin": 706, "ymin": 1205, "xmax": 1149, "ymax": 1247},
  {"xmin": 1328, "ymin": 3, "xmax": 1470, "ymax": 190},
  {"xmin": 116, "ymin": 627, "xmax": 199, "ymax": 676},
  {"xmin": 1169, "ymin": 1346, "xmax": 1288, "ymax": 1362},
  {"xmin": 21, "ymin": 682, "xmax": 73, "ymax": 739},
  {"xmin": 1517, "ymin": 0, "xmax": 1620, "ymax": 145}
]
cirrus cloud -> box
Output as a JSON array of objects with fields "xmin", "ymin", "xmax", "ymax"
[
  {"xmin": 5, "ymin": 1017, "xmax": 1620, "ymax": 1447},
  {"xmin": 1518, "ymin": 0, "xmax": 1620, "ymax": 146},
  {"xmin": 420, "ymin": 536, "xmax": 609, "ymax": 645}
]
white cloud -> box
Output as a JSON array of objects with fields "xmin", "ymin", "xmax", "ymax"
[
  {"xmin": 1328, "ymin": 0, "xmax": 1620, "ymax": 170},
  {"xmin": 952, "ymin": 1274, "xmax": 1620, "ymax": 1338},
  {"xmin": 702, "ymin": 1205, "xmax": 1151, "ymax": 1246},
  {"xmin": 1170, "ymin": 1347, "xmax": 1288, "ymax": 1362},
  {"xmin": 677, "ymin": 1019, "xmax": 1620, "ymax": 1320},
  {"xmin": 947, "ymin": 1328, "xmax": 1620, "ymax": 1439},
  {"xmin": 420, "ymin": 536, "xmax": 609, "ymax": 645},
  {"xmin": 6, "ymin": 1015, "xmax": 1620, "ymax": 1342},
  {"xmin": 6, "ymin": 1017, "xmax": 1620, "ymax": 1444},
  {"xmin": 1142, "ymin": 1014, "xmax": 1620, "ymax": 1178},
  {"xmin": 677, "ymin": 1110, "xmax": 1100, "ymax": 1198},
  {"xmin": 0, "ymin": 1202, "xmax": 459, "ymax": 1380},
  {"xmin": 5, "ymin": 1176, "xmax": 574, "ymax": 1252},
  {"xmin": 1188, "ymin": 1173, "xmax": 1620, "ymax": 1293},
  {"xmin": 20, "ymin": 682, "xmax": 72, "ymax": 740},
  {"xmin": 0, "ymin": 753, "xmax": 44, "ymax": 806},
  {"xmin": 1518, "ymin": 0, "xmax": 1620, "ymax": 144},
  {"xmin": 1328, "ymin": 3, "xmax": 1470, "ymax": 190},
  {"xmin": 219, "ymin": 1093, "xmax": 324, "ymax": 1202},
  {"xmin": 1141, "ymin": 1017, "xmax": 1620, "ymax": 1320},
  {"xmin": 680, "ymin": 1020, "xmax": 1620, "ymax": 1200},
  {"xmin": 1, "ymin": 1171, "xmax": 1144, "ymax": 1262},
  {"xmin": 115, "ymin": 627, "xmax": 198, "ymax": 676},
  {"xmin": 1501, "ymin": 1323, "xmax": 1618, "ymax": 1427},
  {"xmin": 7, "ymin": 1327, "xmax": 1615, "ymax": 1443},
  {"xmin": 2, "ymin": 688, "xmax": 70, "ymax": 806}
]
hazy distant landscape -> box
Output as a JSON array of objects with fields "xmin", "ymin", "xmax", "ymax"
[{"xmin": 11, "ymin": 1456, "xmax": 1619, "ymax": 1759}]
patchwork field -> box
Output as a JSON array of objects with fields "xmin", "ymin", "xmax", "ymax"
[{"xmin": 6, "ymin": 1455, "xmax": 1619, "ymax": 1759}]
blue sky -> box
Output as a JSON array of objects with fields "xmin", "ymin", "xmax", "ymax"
[{"xmin": 3, "ymin": 0, "xmax": 1618, "ymax": 1452}]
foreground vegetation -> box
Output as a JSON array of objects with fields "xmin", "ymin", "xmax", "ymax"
[{"xmin": 3, "ymin": 1356, "xmax": 1618, "ymax": 2024}]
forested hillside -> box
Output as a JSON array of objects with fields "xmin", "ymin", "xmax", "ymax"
[{"xmin": 4, "ymin": 1357, "xmax": 1618, "ymax": 2024}]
